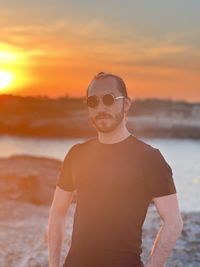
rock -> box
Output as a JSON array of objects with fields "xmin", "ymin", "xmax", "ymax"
[
  {"xmin": 0, "ymin": 155, "xmax": 77, "ymax": 205},
  {"xmin": 0, "ymin": 200, "xmax": 200, "ymax": 267},
  {"xmin": 0, "ymin": 200, "xmax": 75, "ymax": 267},
  {"xmin": 141, "ymin": 205, "xmax": 200, "ymax": 266},
  {"xmin": 0, "ymin": 155, "xmax": 59, "ymax": 204}
]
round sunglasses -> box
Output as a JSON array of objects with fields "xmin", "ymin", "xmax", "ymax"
[{"xmin": 86, "ymin": 94, "xmax": 125, "ymax": 108}]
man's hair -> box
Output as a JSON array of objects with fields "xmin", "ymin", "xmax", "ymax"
[{"xmin": 86, "ymin": 72, "xmax": 128, "ymax": 98}]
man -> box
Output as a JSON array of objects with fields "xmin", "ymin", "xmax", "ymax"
[{"xmin": 47, "ymin": 72, "xmax": 183, "ymax": 267}]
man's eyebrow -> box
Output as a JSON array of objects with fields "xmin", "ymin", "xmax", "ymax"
[{"xmin": 89, "ymin": 92, "xmax": 114, "ymax": 96}]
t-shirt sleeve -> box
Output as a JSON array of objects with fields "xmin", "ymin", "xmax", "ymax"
[
  {"xmin": 146, "ymin": 148, "xmax": 177, "ymax": 200},
  {"xmin": 56, "ymin": 145, "xmax": 77, "ymax": 192}
]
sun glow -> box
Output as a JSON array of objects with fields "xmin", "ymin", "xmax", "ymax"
[
  {"xmin": 0, "ymin": 51, "xmax": 18, "ymax": 63},
  {"xmin": 0, "ymin": 71, "xmax": 14, "ymax": 90},
  {"xmin": 0, "ymin": 45, "xmax": 31, "ymax": 93}
]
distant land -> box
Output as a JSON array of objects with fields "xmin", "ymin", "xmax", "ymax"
[{"xmin": 0, "ymin": 94, "xmax": 200, "ymax": 139}]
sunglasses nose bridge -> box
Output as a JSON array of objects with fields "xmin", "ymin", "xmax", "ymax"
[{"xmin": 96, "ymin": 97, "xmax": 107, "ymax": 111}]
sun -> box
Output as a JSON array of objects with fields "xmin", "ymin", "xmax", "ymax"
[
  {"xmin": 0, "ymin": 46, "xmax": 31, "ymax": 94},
  {"xmin": 0, "ymin": 71, "xmax": 13, "ymax": 91}
]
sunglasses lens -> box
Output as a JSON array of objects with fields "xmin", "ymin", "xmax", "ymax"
[
  {"xmin": 103, "ymin": 94, "xmax": 114, "ymax": 106},
  {"xmin": 87, "ymin": 96, "xmax": 98, "ymax": 108}
]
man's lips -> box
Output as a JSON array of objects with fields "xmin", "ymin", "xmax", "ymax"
[{"xmin": 96, "ymin": 116, "xmax": 112, "ymax": 120}]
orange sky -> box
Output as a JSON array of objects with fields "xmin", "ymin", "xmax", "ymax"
[{"xmin": 0, "ymin": 1, "xmax": 199, "ymax": 102}]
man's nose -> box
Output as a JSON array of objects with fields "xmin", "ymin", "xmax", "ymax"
[{"xmin": 96, "ymin": 99, "xmax": 106, "ymax": 112}]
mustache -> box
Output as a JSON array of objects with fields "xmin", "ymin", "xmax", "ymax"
[{"xmin": 95, "ymin": 113, "xmax": 113, "ymax": 120}]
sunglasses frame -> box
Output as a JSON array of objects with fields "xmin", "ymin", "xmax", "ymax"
[{"xmin": 85, "ymin": 93, "xmax": 125, "ymax": 108}]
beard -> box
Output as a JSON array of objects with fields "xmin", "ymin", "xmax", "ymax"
[{"xmin": 90, "ymin": 107, "xmax": 125, "ymax": 133}]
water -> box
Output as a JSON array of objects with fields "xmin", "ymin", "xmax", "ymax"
[
  {"xmin": 0, "ymin": 134, "xmax": 199, "ymax": 213},
  {"xmin": 0, "ymin": 134, "xmax": 82, "ymax": 160}
]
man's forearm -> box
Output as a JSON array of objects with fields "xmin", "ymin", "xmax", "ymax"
[
  {"xmin": 47, "ymin": 210, "xmax": 66, "ymax": 267},
  {"xmin": 145, "ymin": 221, "xmax": 183, "ymax": 267}
]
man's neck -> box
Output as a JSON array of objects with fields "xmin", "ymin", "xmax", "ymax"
[{"xmin": 98, "ymin": 127, "xmax": 131, "ymax": 144}]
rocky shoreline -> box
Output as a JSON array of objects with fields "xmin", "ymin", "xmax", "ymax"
[
  {"xmin": 1, "ymin": 95, "xmax": 200, "ymax": 139},
  {"xmin": 0, "ymin": 155, "xmax": 199, "ymax": 267}
]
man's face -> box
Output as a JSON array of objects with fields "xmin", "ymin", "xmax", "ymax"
[{"xmin": 87, "ymin": 77, "xmax": 127, "ymax": 133}]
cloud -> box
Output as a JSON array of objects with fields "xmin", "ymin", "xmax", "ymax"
[{"xmin": 1, "ymin": 17, "xmax": 199, "ymax": 76}]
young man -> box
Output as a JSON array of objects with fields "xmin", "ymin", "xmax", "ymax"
[{"xmin": 47, "ymin": 72, "xmax": 183, "ymax": 267}]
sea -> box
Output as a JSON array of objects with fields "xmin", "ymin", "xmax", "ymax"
[{"xmin": 0, "ymin": 134, "xmax": 199, "ymax": 213}]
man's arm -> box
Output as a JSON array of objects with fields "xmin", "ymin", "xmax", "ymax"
[
  {"xmin": 145, "ymin": 193, "xmax": 183, "ymax": 267},
  {"xmin": 47, "ymin": 186, "xmax": 74, "ymax": 267}
]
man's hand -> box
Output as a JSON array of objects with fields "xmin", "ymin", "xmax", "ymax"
[{"xmin": 145, "ymin": 193, "xmax": 183, "ymax": 267}]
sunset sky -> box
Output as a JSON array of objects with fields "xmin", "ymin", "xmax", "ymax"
[{"xmin": 0, "ymin": 0, "xmax": 199, "ymax": 102}]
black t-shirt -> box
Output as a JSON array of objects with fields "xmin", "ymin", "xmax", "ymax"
[{"xmin": 56, "ymin": 134, "xmax": 176, "ymax": 267}]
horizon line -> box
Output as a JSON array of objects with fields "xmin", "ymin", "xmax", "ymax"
[{"xmin": 0, "ymin": 93, "xmax": 200, "ymax": 105}]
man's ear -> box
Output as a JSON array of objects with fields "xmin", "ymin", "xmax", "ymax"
[{"xmin": 124, "ymin": 97, "xmax": 132, "ymax": 114}]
